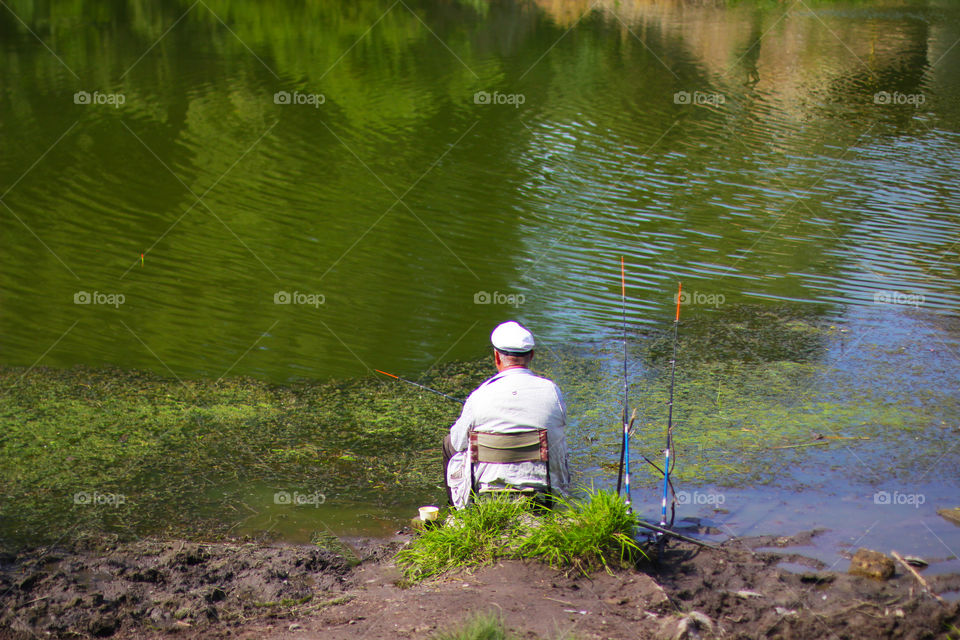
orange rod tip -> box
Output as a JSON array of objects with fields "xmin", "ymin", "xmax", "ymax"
[{"xmin": 374, "ymin": 369, "xmax": 398, "ymax": 378}]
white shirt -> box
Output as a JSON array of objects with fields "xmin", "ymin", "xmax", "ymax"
[{"xmin": 446, "ymin": 367, "xmax": 569, "ymax": 508}]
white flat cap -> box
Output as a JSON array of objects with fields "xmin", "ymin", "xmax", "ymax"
[{"xmin": 491, "ymin": 321, "xmax": 535, "ymax": 354}]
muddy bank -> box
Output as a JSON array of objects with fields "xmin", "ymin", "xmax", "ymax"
[
  {"xmin": 0, "ymin": 538, "xmax": 357, "ymax": 638},
  {"xmin": 1, "ymin": 532, "xmax": 958, "ymax": 639}
]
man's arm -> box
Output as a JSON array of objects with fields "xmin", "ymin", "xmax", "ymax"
[{"xmin": 449, "ymin": 396, "xmax": 475, "ymax": 451}]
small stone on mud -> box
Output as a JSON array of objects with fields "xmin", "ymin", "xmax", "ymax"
[
  {"xmin": 206, "ymin": 586, "xmax": 227, "ymax": 602},
  {"xmin": 848, "ymin": 548, "xmax": 894, "ymax": 580},
  {"xmin": 658, "ymin": 611, "xmax": 714, "ymax": 640},
  {"xmin": 89, "ymin": 616, "xmax": 119, "ymax": 637},
  {"xmin": 17, "ymin": 572, "xmax": 44, "ymax": 592},
  {"xmin": 799, "ymin": 572, "xmax": 833, "ymax": 584},
  {"xmin": 633, "ymin": 574, "xmax": 670, "ymax": 613}
]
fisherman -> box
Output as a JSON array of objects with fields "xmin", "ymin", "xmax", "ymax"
[{"xmin": 443, "ymin": 321, "xmax": 570, "ymax": 509}]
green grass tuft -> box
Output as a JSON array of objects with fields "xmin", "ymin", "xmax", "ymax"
[
  {"xmin": 520, "ymin": 490, "xmax": 644, "ymax": 573},
  {"xmin": 431, "ymin": 612, "xmax": 515, "ymax": 640},
  {"xmin": 395, "ymin": 490, "xmax": 645, "ymax": 582},
  {"xmin": 430, "ymin": 611, "xmax": 580, "ymax": 640},
  {"xmin": 394, "ymin": 494, "xmax": 530, "ymax": 581}
]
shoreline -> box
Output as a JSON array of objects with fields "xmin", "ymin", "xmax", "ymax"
[{"xmin": 2, "ymin": 530, "xmax": 958, "ymax": 639}]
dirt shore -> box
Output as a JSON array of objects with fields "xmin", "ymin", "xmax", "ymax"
[{"xmin": 2, "ymin": 530, "xmax": 958, "ymax": 640}]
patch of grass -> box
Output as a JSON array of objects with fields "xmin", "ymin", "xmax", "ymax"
[
  {"xmin": 394, "ymin": 494, "xmax": 530, "ymax": 581},
  {"xmin": 431, "ymin": 611, "xmax": 578, "ymax": 640},
  {"xmin": 520, "ymin": 490, "xmax": 644, "ymax": 573},
  {"xmin": 252, "ymin": 594, "xmax": 314, "ymax": 608},
  {"xmin": 311, "ymin": 530, "xmax": 361, "ymax": 565},
  {"xmin": 432, "ymin": 612, "xmax": 516, "ymax": 640},
  {"xmin": 395, "ymin": 490, "xmax": 645, "ymax": 582}
]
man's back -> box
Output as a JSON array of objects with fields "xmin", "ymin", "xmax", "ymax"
[{"xmin": 448, "ymin": 367, "xmax": 569, "ymax": 503}]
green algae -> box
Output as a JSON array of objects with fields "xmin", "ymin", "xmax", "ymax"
[
  {"xmin": 1, "ymin": 306, "xmax": 956, "ymax": 547},
  {"xmin": 0, "ymin": 362, "xmax": 487, "ymax": 547},
  {"xmin": 539, "ymin": 306, "xmax": 958, "ymax": 490}
]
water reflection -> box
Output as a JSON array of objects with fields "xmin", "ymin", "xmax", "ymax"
[{"xmin": 0, "ymin": 0, "xmax": 957, "ymax": 381}]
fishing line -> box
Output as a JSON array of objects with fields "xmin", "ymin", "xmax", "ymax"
[{"xmin": 374, "ymin": 369, "xmax": 464, "ymax": 404}]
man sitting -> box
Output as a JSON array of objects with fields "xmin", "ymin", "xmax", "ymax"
[{"xmin": 443, "ymin": 321, "xmax": 570, "ymax": 509}]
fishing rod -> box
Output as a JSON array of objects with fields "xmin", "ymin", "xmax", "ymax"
[
  {"xmin": 615, "ymin": 262, "xmax": 680, "ymax": 518},
  {"xmin": 636, "ymin": 519, "xmax": 718, "ymax": 549},
  {"xmin": 374, "ymin": 369, "xmax": 464, "ymax": 404},
  {"xmin": 658, "ymin": 282, "xmax": 682, "ymax": 548},
  {"xmin": 616, "ymin": 257, "xmax": 632, "ymax": 507}
]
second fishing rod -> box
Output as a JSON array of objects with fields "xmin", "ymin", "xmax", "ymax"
[
  {"xmin": 615, "ymin": 263, "xmax": 683, "ymax": 530},
  {"xmin": 657, "ymin": 282, "xmax": 682, "ymax": 552}
]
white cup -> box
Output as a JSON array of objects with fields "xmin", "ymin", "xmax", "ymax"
[{"xmin": 418, "ymin": 506, "xmax": 439, "ymax": 521}]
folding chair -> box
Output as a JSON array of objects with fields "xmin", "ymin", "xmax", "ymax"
[{"xmin": 468, "ymin": 429, "xmax": 551, "ymax": 505}]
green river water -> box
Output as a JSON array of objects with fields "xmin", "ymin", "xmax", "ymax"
[{"xmin": 1, "ymin": 0, "xmax": 958, "ymax": 570}]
